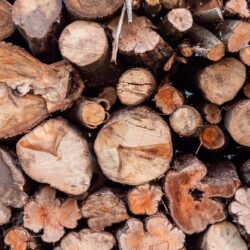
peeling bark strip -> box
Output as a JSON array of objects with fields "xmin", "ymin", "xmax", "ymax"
[
  {"xmin": 197, "ymin": 58, "xmax": 246, "ymax": 105},
  {"xmin": 12, "ymin": 0, "xmax": 63, "ymax": 56},
  {"xmin": 94, "ymin": 106, "xmax": 173, "ymax": 185},
  {"xmin": 16, "ymin": 118, "xmax": 94, "ymax": 195},
  {"xmin": 164, "ymin": 155, "xmax": 240, "ymax": 234},
  {"xmin": 98, "ymin": 86, "xmax": 117, "ymax": 110},
  {"xmin": 117, "ymin": 68, "xmax": 156, "ymax": 106},
  {"xmin": 117, "ymin": 213, "xmax": 185, "ymax": 250},
  {"xmin": 0, "ymin": 0, "xmax": 14, "ymax": 41},
  {"xmin": 108, "ymin": 14, "xmax": 173, "ymax": 70},
  {"xmin": 23, "ymin": 186, "xmax": 82, "ymax": 243}
]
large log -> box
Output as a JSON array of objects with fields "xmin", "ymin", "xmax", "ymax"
[
  {"xmin": 94, "ymin": 106, "xmax": 173, "ymax": 185},
  {"xmin": 225, "ymin": 0, "xmax": 250, "ymax": 18},
  {"xmin": 164, "ymin": 155, "xmax": 240, "ymax": 234},
  {"xmin": 0, "ymin": 0, "xmax": 14, "ymax": 41},
  {"xmin": 16, "ymin": 118, "xmax": 95, "ymax": 195}
]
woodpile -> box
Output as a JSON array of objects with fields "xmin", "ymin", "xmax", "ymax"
[{"xmin": 0, "ymin": 0, "xmax": 249, "ymax": 249}]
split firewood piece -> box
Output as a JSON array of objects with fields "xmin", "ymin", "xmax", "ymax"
[
  {"xmin": 117, "ymin": 68, "xmax": 156, "ymax": 106},
  {"xmin": 94, "ymin": 106, "xmax": 173, "ymax": 185},
  {"xmin": 59, "ymin": 229, "xmax": 115, "ymax": 250},
  {"xmin": 117, "ymin": 213, "xmax": 186, "ymax": 250},
  {"xmin": 177, "ymin": 42, "xmax": 193, "ymax": 58},
  {"xmin": 81, "ymin": 189, "xmax": 129, "ymax": 230},
  {"xmin": 155, "ymin": 84, "xmax": 184, "ymax": 115},
  {"xmin": 216, "ymin": 20, "xmax": 250, "ymax": 53},
  {"xmin": 239, "ymin": 46, "xmax": 250, "ymax": 66},
  {"xmin": 229, "ymin": 187, "xmax": 250, "ymax": 235},
  {"xmin": 225, "ymin": 99, "xmax": 250, "ymax": 147},
  {"xmin": 108, "ymin": 14, "xmax": 173, "ymax": 70},
  {"xmin": 59, "ymin": 21, "xmax": 109, "ymax": 75},
  {"xmin": 160, "ymin": 0, "xmax": 188, "ymax": 9},
  {"xmin": 164, "ymin": 155, "xmax": 240, "ymax": 234},
  {"xmin": 163, "ymin": 52, "xmax": 176, "ymax": 71},
  {"xmin": 127, "ymin": 184, "xmax": 162, "ymax": 215},
  {"xmin": 163, "ymin": 8, "xmax": 193, "ymax": 41},
  {"xmin": 199, "ymin": 125, "xmax": 226, "ymax": 150},
  {"xmin": 144, "ymin": 0, "xmax": 162, "ymax": 17},
  {"xmin": 4, "ymin": 227, "xmax": 38, "ymax": 250},
  {"xmin": 0, "ymin": 147, "xmax": 28, "ymax": 225},
  {"xmin": 63, "ymin": 0, "xmax": 123, "ymax": 20},
  {"xmin": 16, "ymin": 118, "xmax": 94, "ymax": 195},
  {"xmin": 12, "ymin": 0, "xmax": 63, "ymax": 56},
  {"xmin": 189, "ymin": 24, "xmax": 225, "ymax": 61},
  {"xmin": 240, "ymin": 159, "xmax": 250, "ymax": 186},
  {"xmin": 24, "ymin": 186, "xmax": 82, "ymax": 243},
  {"xmin": 0, "ymin": 0, "xmax": 14, "ymax": 41},
  {"xmin": 197, "ymin": 58, "xmax": 246, "ymax": 105},
  {"xmin": 98, "ymin": 86, "xmax": 117, "ymax": 110},
  {"xmin": 199, "ymin": 221, "xmax": 248, "ymax": 250},
  {"xmin": 202, "ymin": 103, "xmax": 221, "ymax": 124},
  {"xmin": 225, "ymin": 0, "xmax": 250, "ymax": 18},
  {"xmin": 169, "ymin": 105, "xmax": 202, "ymax": 137},
  {"xmin": 243, "ymin": 83, "xmax": 250, "ymax": 98}
]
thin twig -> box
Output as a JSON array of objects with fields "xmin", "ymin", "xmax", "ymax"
[{"xmin": 125, "ymin": 0, "xmax": 133, "ymax": 23}]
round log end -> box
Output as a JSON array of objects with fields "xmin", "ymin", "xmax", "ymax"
[{"xmin": 0, "ymin": 0, "xmax": 14, "ymax": 41}]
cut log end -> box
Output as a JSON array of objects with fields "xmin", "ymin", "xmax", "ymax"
[
  {"xmin": 239, "ymin": 46, "xmax": 250, "ymax": 66},
  {"xmin": 240, "ymin": 159, "xmax": 250, "ymax": 186},
  {"xmin": 225, "ymin": 0, "xmax": 250, "ymax": 18},
  {"xmin": 0, "ymin": 0, "xmax": 14, "ymax": 41},
  {"xmin": 177, "ymin": 42, "xmax": 193, "ymax": 58},
  {"xmin": 202, "ymin": 103, "xmax": 221, "ymax": 124},
  {"xmin": 243, "ymin": 83, "xmax": 250, "ymax": 98}
]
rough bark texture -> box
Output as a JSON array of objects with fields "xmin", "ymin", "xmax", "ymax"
[
  {"xmin": 197, "ymin": 58, "xmax": 246, "ymax": 105},
  {"xmin": 0, "ymin": 0, "xmax": 14, "ymax": 41},
  {"xmin": 94, "ymin": 106, "xmax": 173, "ymax": 185},
  {"xmin": 117, "ymin": 213, "xmax": 186, "ymax": 250},
  {"xmin": 128, "ymin": 184, "xmax": 163, "ymax": 215},
  {"xmin": 160, "ymin": 0, "xmax": 188, "ymax": 9},
  {"xmin": 202, "ymin": 103, "xmax": 221, "ymax": 124},
  {"xmin": 239, "ymin": 46, "xmax": 250, "ymax": 66},
  {"xmin": 164, "ymin": 155, "xmax": 240, "ymax": 234},
  {"xmin": 225, "ymin": 0, "xmax": 250, "ymax": 18},
  {"xmin": 16, "ymin": 118, "xmax": 94, "ymax": 195},
  {"xmin": 225, "ymin": 99, "xmax": 250, "ymax": 147},
  {"xmin": 23, "ymin": 186, "xmax": 82, "ymax": 243},
  {"xmin": 240, "ymin": 159, "xmax": 250, "ymax": 186},
  {"xmin": 117, "ymin": 68, "xmax": 156, "ymax": 106}
]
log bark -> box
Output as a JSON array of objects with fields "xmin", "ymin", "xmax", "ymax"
[
  {"xmin": 239, "ymin": 46, "xmax": 250, "ymax": 66},
  {"xmin": 94, "ymin": 106, "xmax": 173, "ymax": 185},
  {"xmin": 63, "ymin": 0, "xmax": 123, "ymax": 20},
  {"xmin": 225, "ymin": 0, "xmax": 250, "ymax": 18},
  {"xmin": 199, "ymin": 221, "xmax": 248, "ymax": 250},
  {"xmin": 98, "ymin": 86, "xmax": 117, "ymax": 110},
  {"xmin": 164, "ymin": 155, "xmax": 240, "ymax": 234},
  {"xmin": 155, "ymin": 83, "xmax": 184, "ymax": 115},
  {"xmin": 16, "ymin": 118, "xmax": 95, "ymax": 195},
  {"xmin": 117, "ymin": 68, "xmax": 156, "ymax": 106},
  {"xmin": 189, "ymin": 24, "xmax": 225, "ymax": 61},
  {"xmin": 240, "ymin": 159, "xmax": 250, "ymax": 186},
  {"xmin": 0, "ymin": 0, "xmax": 14, "ymax": 41},
  {"xmin": 0, "ymin": 147, "xmax": 27, "ymax": 225},
  {"xmin": 160, "ymin": 0, "xmax": 188, "ymax": 9},
  {"xmin": 197, "ymin": 58, "xmax": 246, "ymax": 105},
  {"xmin": 23, "ymin": 186, "xmax": 82, "ymax": 243},
  {"xmin": 144, "ymin": 0, "xmax": 162, "ymax": 18},
  {"xmin": 12, "ymin": 0, "xmax": 63, "ymax": 56},
  {"xmin": 202, "ymin": 103, "xmax": 221, "ymax": 124},
  {"xmin": 127, "ymin": 184, "xmax": 162, "ymax": 215},
  {"xmin": 225, "ymin": 99, "xmax": 250, "ymax": 147},
  {"xmin": 59, "ymin": 229, "xmax": 115, "ymax": 250},
  {"xmin": 117, "ymin": 213, "xmax": 186, "ymax": 250},
  {"xmin": 108, "ymin": 14, "xmax": 173, "ymax": 70},
  {"xmin": 169, "ymin": 105, "xmax": 203, "ymax": 137},
  {"xmin": 216, "ymin": 20, "xmax": 250, "ymax": 53},
  {"xmin": 243, "ymin": 83, "xmax": 250, "ymax": 98},
  {"xmin": 81, "ymin": 189, "xmax": 129, "ymax": 230}
]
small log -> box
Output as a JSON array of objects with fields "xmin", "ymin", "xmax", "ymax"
[
  {"xmin": 189, "ymin": 24, "xmax": 225, "ymax": 61},
  {"xmin": 199, "ymin": 221, "xmax": 248, "ymax": 250},
  {"xmin": 63, "ymin": 0, "xmax": 123, "ymax": 20},
  {"xmin": 4, "ymin": 227, "xmax": 37, "ymax": 250},
  {"xmin": 177, "ymin": 42, "xmax": 193, "ymax": 58},
  {"xmin": 59, "ymin": 229, "xmax": 115, "ymax": 250},
  {"xmin": 16, "ymin": 118, "xmax": 95, "ymax": 195},
  {"xmin": 240, "ymin": 159, "xmax": 250, "ymax": 186},
  {"xmin": 229, "ymin": 187, "xmax": 250, "ymax": 235},
  {"xmin": 239, "ymin": 46, "xmax": 250, "ymax": 66},
  {"xmin": 23, "ymin": 186, "xmax": 82, "ymax": 243},
  {"xmin": 81, "ymin": 189, "xmax": 128, "ymax": 230},
  {"xmin": 144, "ymin": 0, "xmax": 162, "ymax": 18},
  {"xmin": 160, "ymin": 0, "xmax": 188, "ymax": 9},
  {"xmin": 117, "ymin": 213, "xmax": 186, "ymax": 250},
  {"xmin": 243, "ymin": 83, "xmax": 250, "ymax": 98},
  {"xmin": 0, "ymin": 147, "xmax": 27, "ymax": 225},
  {"xmin": 155, "ymin": 83, "xmax": 184, "ymax": 115},
  {"xmin": 169, "ymin": 105, "xmax": 203, "ymax": 137},
  {"xmin": 108, "ymin": 14, "xmax": 173, "ymax": 70},
  {"xmin": 117, "ymin": 68, "xmax": 156, "ymax": 106},
  {"xmin": 127, "ymin": 184, "xmax": 162, "ymax": 215},
  {"xmin": 12, "ymin": 0, "xmax": 63, "ymax": 56},
  {"xmin": 216, "ymin": 20, "xmax": 250, "ymax": 53},
  {"xmin": 0, "ymin": 0, "xmax": 14, "ymax": 41},
  {"xmin": 59, "ymin": 21, "xmax": 109, "ymax": 75},
  {"xmin": 98, "ymin": 86, "xmax": 117, "ymax": 110},
  {"xmin": 202, "ymin": 103, "xmax": 221, "ymax": 124},
  {"xmin": 164, "ymin": 155, "xmax": 240, "ymax": 234},
  {"xmin": 94, "ymin": 106, "xmax": 173, "ymax": 185},
  {"xmin": 197, "ymin": 58, "xmax": 246, "ymax": 105},
  {"xmin": 199, "ymin": 125, "xmax": 226, "ymax": 150},
  {"xmin": 225, "ymin": 0, "xmax": 250, "ymax": 18},
  {"xmin": 225, "ymin": 99, "xmax": 250, "ymax": 147}
]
